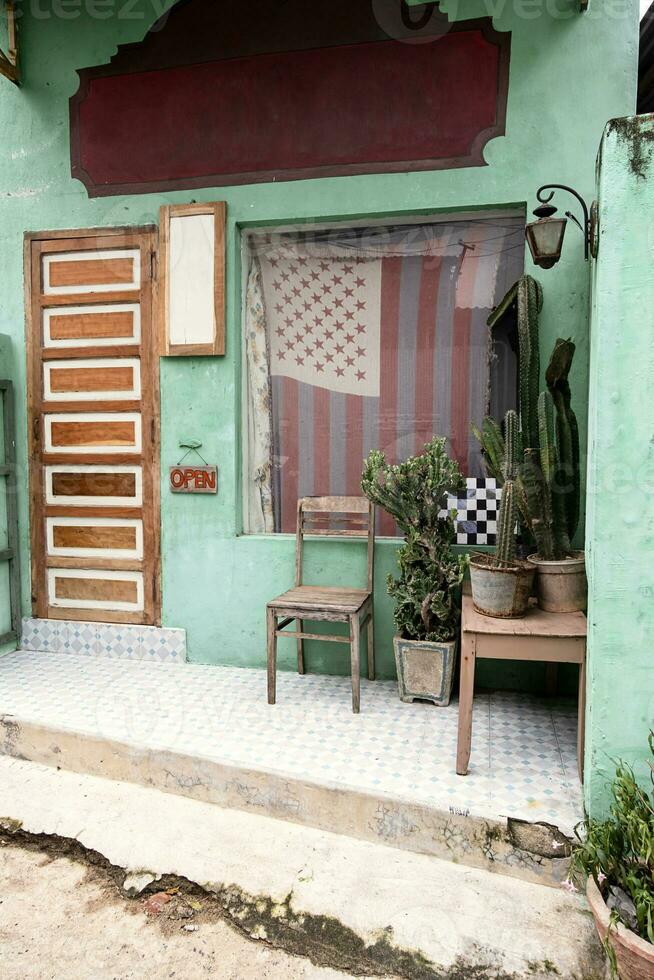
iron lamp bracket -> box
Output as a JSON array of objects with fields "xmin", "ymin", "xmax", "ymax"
[{"xmin": 535, "ymin": 184, "xmax": 598, "ymax": 261}]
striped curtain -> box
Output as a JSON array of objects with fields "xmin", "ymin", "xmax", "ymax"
[{"xmin": 245, "ymin": 217, "xmax": 524, "ymax": 534}]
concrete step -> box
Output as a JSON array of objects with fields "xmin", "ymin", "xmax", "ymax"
[
  {"xmin": 0, "ymin": 651, "xmax": 582, "ymax": 889},
  {"xmin": 0, "ymin": 756, "xmax": 606, "ymax": 980}
]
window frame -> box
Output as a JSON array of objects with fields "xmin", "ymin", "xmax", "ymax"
[{"xmin": 240, "ymin": 207, "xmax": 525, "ymax": 537}]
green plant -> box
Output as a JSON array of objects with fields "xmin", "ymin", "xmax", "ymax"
[
  {"xmin": 517, "ymin": 275, "xmax": 543, "ymax": 452},
  {"xmin": 570, "ymin": 733, "xmax": 654, "ymax": 974},
  {"xmin": 471, "ymin": 415, "xmax": 504, "ymax": 484},
  {"xmin": 495, "ymin": 409, "xmax": 520, "ymax": 565},
  {"xmin": 546, "ymin": 337, "xmax": 581, "ymax": 543},
  {"xmin": 520, "ymin": 339, "xmax": 580, "ymax": 560},
  {"xmin": 360, "ymin": 437, "xmax": 468, "ymax": 642}
]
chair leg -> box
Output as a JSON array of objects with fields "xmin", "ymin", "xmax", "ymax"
[
  {"xmin": 297, "ymin": 618, "xmax": 305, "ymax": 675},
  {"xmin": 367, "ymin": 611, "xmax": 375, "ymax": 681},
  {"xmin": 267, "ymin": 606, "xmax": 277, "ymax": 705},
  {"xmin": 350, "ymin": 612, "xmax": 360, "ymax": 714}
]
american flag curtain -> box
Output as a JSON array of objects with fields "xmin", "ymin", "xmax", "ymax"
[{"xmin": 245, "ymin": 218, "xmax": 524, "ymax": 534}]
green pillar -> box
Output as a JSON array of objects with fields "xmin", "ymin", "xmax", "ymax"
[{"xmin": 586, "ymin": 114, "xmax": 654, "ymax": 816}]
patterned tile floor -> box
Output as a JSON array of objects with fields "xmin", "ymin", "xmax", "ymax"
[{"xmin": 0, "ymin": 650, "xmax": 584, "ymax": 835}]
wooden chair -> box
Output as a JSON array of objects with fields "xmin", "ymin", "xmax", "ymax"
[{"xmin": 266, "ymin": 496, "xmax": 375, "ymax": 713}]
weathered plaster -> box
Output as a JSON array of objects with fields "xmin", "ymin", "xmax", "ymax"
[
  {"xmin": 0, "ymin": 1, "xmax": 639, "ymax": 686},
  {"xmin": 585, "ymin": 112, "xmax": 654, "ymax": 816}
]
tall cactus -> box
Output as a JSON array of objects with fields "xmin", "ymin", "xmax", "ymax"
[
  {"xmin": 519, "ymin": 344, "xmax": 578, "ymax": 561},
  {"xmin": 520, "ymin": 447, "xmax": 554, "ymax": 559},
  {"xmin": 546, "ymin": 338, "xmax": 580, "ymax": 543},
  {"xmin": 536, "ymin": 390, "xmax": 571, "ymax": 559},
  {"xmin": 495, "ymin": 410, "xmax": 519, "ymax": 565},
  {"xmin": 517, "ymin": 276, "xmax": 543, "ymax": 451}
]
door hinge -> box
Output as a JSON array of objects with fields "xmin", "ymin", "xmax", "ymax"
[
  {"xmin": 32, "ymin": 417, "xmax": 40, "ymax": 443},
  {"xmin": 150, "ymin": 250, "xmax": 157, "ymax": 280},
  {"xmin": 151, "ymin": 418, "xmax": 156, "ymax": 442}
]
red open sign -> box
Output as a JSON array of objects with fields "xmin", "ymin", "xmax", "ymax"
[{"xmin": 169, "ymin": 465, "xmax": 217, "ymax": 494}]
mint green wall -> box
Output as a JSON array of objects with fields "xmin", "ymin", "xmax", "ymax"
[
  {"xmin": 0, "ymin": 1, "xmax": 638, "ymax": 683},
  {"xmin": 585, "ymin": 113, "xmax": 654, "ymax": 816},
  {"xmin": 0, "ymin": 334, "xmax": 19, "ymax": 655}
]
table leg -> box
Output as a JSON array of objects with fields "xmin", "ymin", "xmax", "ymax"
[
  {"xmin": 456, "ymin": 633, "xmax": 476, "ymax": 776},
  {"xmin": 577, "ymin": 652, "xmax": 586, "ymax": 783},
  {"xmin": 267, "ymin": 606, "xmax": 277, "ymax": 705}
]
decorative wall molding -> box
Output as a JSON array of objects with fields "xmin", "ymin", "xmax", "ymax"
[{"xmin": 69, "ymin": 0, "xmax": 511, "ymax": 197}]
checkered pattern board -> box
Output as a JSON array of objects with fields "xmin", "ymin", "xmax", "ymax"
[{"xmin": 442, "ymin": 477, "xmax": 501, "ymax": 546}]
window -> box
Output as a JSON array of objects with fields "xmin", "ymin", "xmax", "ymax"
[{"xmin": 244, "ymin": 214, "xmax": 525, "ymax": 534}]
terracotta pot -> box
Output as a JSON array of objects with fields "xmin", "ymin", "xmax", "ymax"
[
  {"xmin": 586, "ymin": 876, "xmax": 654, "ymax": 980},
  {"xmin": 393, "ymin": 635, "xmax": 457, "ymax": 707},
  {"xmin": 527, "ymin": 550, "xmax": 587, "ymax": 613},
  {"xmin": 469, "ymin": 554, "xmax": 535, "ymax": 619}
]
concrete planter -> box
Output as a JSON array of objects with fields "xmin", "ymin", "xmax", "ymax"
[
  {"xmin": 586, "ymin": 876, "xmax": 654, "ymax": 980},
  {"xmin": 527, "ymin": 551, "xmax": 587, "ymax": 613},
  {"xmin": 469, "ymin": 554, "xmax": 535, "ymax": 619},
  {"xmin": 393, "ymin": 635, "xmax": 458, "ymax": 707}
]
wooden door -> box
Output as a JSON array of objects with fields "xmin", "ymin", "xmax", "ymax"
[{"xmin": 26, "ymin": 227, "xmax": 160, "ymax": 625}]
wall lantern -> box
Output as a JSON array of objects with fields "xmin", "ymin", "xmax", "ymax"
[{"xmin": 526, "ymin": 184, "xmax": 598, "ymax": 269}]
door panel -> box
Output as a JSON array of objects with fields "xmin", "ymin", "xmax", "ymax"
[
  {"xmin": 44, "ymin": 359, "xmax": 141, "ymax": 400},
  {"xmin": 44, "ymin": 465, "xmax": 143, "ymax": 508},
  {"xmin": 43, "ymin": 304, "xmax": 141, "ymax": 347},
  {"xmin": 46, "ymin": 517, "xmax": 143, "ymax": 559},
  {"xmin": 42, "ymin": 249, "xmax": 141, "ymax": 293},
  {"xmin": 47, "ymin": 568, "xmax": 144, "ymax": 612},
  {"xmin": 45, "ymin": 413, "xmax": 142, "ymax": 453},
  {"xmin": 27, "ymin": 228, "xmax": 159, "ymax": 624}
]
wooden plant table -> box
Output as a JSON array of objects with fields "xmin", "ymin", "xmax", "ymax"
[{"xmin": 456, "ymin": 595, "xmax": 587, "ymax": 780}]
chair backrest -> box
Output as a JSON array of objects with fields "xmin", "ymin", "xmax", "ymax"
[{"xmin": 295, "ymin": 496, "xmax": 375, "ymax": 593}]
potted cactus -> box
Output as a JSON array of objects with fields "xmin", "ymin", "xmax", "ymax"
[
  {"xmin": 469, "ymin": 410, "xmax": 535, "ymax": 618},
  {"xmin": 475, "ymin": 276, "xmax": 586, "ymax": 613},
  {"xmin": 523, "ymin": 339, "xmax": 586, "ymax": 612},
  {"xmin": 360, "ymin": 437, "xmax": 467, "ymax": 706}
]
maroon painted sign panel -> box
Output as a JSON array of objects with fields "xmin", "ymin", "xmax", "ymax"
[{"xmin": 70, "ymin": 5, "xmax": 510, "ymax": 197}]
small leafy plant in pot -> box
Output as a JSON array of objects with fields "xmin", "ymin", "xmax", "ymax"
[
  {"xmin": 469, "ymin": 409, "xmax": 535, "ymax": 618},
  {"xmin": 569, "ymin": 732, "xmax": 654, "ymax": 980},
  {"xmin": 361, "ymin": 437, "xmax": 467, "ymax": 706}
]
